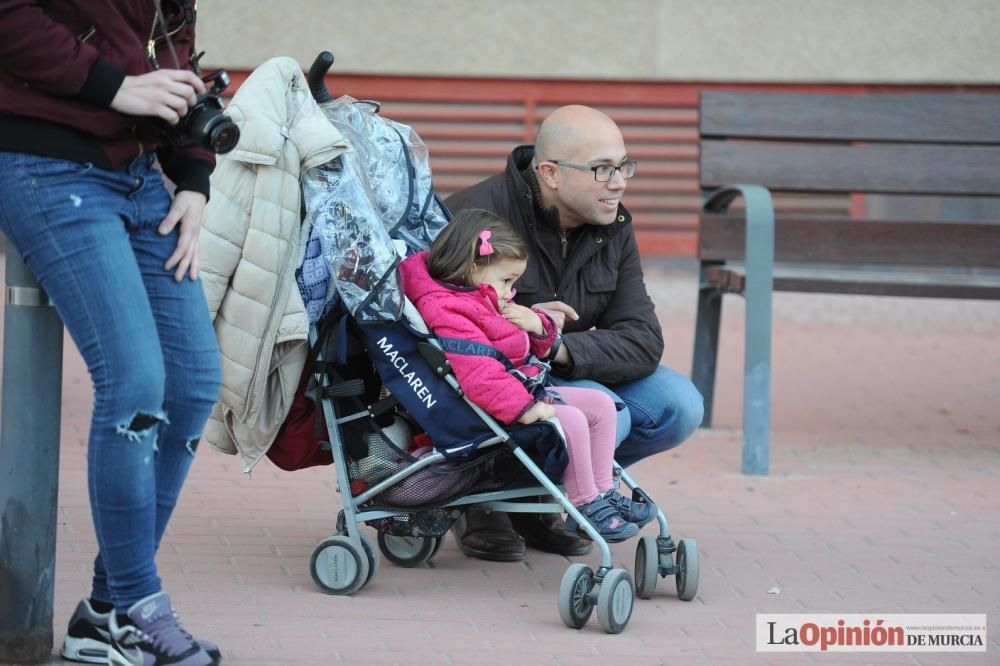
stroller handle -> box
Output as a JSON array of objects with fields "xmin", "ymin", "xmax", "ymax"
[{"xmin": 307, "ymin": 51, "xmax": 335, "ymax": 103}]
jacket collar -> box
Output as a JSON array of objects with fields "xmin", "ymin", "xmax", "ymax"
[
  {"xmin": 222, "ymin": 58, "xmax": 348, "ymax": 170},
  {"xmin": 405, "ymin": 251, "xmax": 503, "ymax": 312}
]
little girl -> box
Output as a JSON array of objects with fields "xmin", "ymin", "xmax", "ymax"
[{"xmin": 400, "ymin": 209, "xmax": 655, "ymax": 541}]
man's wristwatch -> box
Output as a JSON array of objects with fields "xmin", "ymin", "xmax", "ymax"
[{"xmin": 547, "ymin": 335, "xmax": 563, "ymax": 362}]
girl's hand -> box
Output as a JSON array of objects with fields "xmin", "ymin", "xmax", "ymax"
[
  {"xmin": 503, "ymin": 302, "xmax": 544, "ymax": 335},
  {"xmin": 159, "ymin": 190, "xmax": 207, "ymax": 281},
  {"xmin": 518, "ymin": 401, "xmax": 556, "ymax": 424}
]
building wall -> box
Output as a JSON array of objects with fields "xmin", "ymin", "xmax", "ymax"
[
  {"xmin": 199, "ymin": 0, "xmax": 999, "ymax": 83},
  {"xmin": 199, "ymin": 1, "xmax": 999, "ymax": 254}
]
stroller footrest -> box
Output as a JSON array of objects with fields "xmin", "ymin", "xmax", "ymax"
[{"xmin": 322, "ymin": 379, "xmax": 366, "ymax": 398}]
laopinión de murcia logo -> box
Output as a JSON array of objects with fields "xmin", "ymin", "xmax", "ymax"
[{"xmin": 756, "ymin": 614, "xmax": 987, "ymax": 652}]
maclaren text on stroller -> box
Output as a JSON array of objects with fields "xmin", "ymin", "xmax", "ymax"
[{"xmin": 299, "ymin": 52, "xmax": 699, "ymax": 634}]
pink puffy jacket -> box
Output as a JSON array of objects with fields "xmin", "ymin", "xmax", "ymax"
[{"xmin": 400, "ymin": 252, "xmax": 557, "ymax": 424}]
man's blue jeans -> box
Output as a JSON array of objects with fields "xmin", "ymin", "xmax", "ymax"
[
  {"xmin": 551, "ymin": 365, "xmax": 704, "ymax": 468},
  {"xmin": 0, "ymin": 153, "xmax": 221, "ymax": 609}
]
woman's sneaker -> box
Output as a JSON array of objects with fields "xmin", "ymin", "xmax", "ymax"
[
  {"xmin": 60, "ymin": 599, "xmax": 114, "ymax": 664},
  {"xmin": 60, "ymin": 597, "xmax": 221, "ymax": 664},
  {"xmin": 603, "ymin": 489, "xmax": 658, "ymax": 528},
  {"xmin": 564, "ymin": 496, "xmax": 639, "ymax": 543},
  {"xmin": 107, "ymin": 592, "xmax": 219, "ymax": 666}
]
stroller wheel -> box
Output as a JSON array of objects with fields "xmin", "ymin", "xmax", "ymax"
[
  {"xmin": 675, "ymin": 538, "xmax": 699, "ymax": 601},
  {"xmin": 377, "ymin": 532, "xmax": 436, "ymax": 568},
  {"xmin": 596, "ymin": 568, "xmax": 634, "ymax": 634},
  {"xmin": 634, "ymin": 535, "xmax": 659, "ymax": 599},
  {"xmin": 557, "ymin": 563, "xmax": 594, "ymax": 629},
  {"xmin": 309, "ymin": 536, "xmax": 370, "ymax": 595}
]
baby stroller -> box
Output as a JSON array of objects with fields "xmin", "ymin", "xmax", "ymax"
[{"xmin": 297, "ymin": 53, "xmax": 699, "ymax": 634}]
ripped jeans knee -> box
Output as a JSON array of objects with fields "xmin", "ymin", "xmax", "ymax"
[
  {"xmin": 114, "ymin": 409, "xmax": 168, "ymax": 445},
  {"xmin": 111, "ymin": 407, "xmax": 205, "ymax": 461}
]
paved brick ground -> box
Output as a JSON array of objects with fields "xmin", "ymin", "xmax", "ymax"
[{"xmin": 2, "ymin": 257, "xmax": 999, "ymax": 665}]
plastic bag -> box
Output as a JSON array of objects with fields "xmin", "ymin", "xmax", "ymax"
[{"xmin": 298, "ymin": 96, "xmax": 449, "ymax": 323}]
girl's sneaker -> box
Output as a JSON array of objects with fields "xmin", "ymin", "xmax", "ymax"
[
  {"xmin": 564, "ymin": 496, "xmax": 639, "ymax": 543},
  {"xmin": 603, "ymin": 490, "xmax": 658, "ymax": 528}
]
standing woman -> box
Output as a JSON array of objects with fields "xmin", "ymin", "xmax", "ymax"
[{"xmin": 0, "ymin": 2, "xmax": 223, "ymax": 664}]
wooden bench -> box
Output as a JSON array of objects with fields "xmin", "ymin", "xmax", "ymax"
[{"xmin": 691, "ymin": 91, "xmax": 1000, "ymax": 474}]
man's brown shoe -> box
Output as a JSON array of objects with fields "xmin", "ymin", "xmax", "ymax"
[
  {"xmin": 452, "ymin": 509, "xmax": 525, "ymax": 562},
  {"xmin": 510, "ymin": 509, "xmax": 593, "ymax": 556}
]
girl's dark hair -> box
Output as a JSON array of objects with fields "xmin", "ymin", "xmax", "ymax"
[{"xmin": 427, "ymin": 209, "xmax": 527, "ymax": 286}]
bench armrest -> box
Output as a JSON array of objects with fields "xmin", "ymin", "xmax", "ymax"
[
  {"xmin": 700, "ymin": 185, "xmax": 775, "ymax": 475},
  {"xmin": 702, "ymin": 184, "xmax": 775, "ymax": 251}
]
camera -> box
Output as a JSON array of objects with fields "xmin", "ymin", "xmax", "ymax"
[{"xmin": 175, "ymin": 69, "xmax": 240, "ymax": 154}]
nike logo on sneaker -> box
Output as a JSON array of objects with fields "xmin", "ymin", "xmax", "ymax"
[{"xmin": 140, "ymin": 602, "xmax": 157, "ymax": 621}]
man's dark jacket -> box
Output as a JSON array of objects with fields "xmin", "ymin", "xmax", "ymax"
[
  {"xmin": 0, "ymin": 0, "xmax": 213, "ymax": 195},
  {"xmin": 445, "ymin": 145, "xmax": 664, "ymax": 385}
]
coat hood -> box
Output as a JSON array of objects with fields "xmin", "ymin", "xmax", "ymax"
[{"xmin": 400, "ymin": 250, "xmax": 502, "ymax": 313}]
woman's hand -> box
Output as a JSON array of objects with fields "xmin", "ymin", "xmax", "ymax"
[
  {"xmin": 159, "ymin": 190, "xmax": 207, "ymax": 281},
  {"xmin": 517, "ymin": 401, "xmax": 556, "ymax": 424},
  {"xmin": 502, "ymin": 302, "xmax": 544, "ymax": 335},
  {"xmin": 110, "ymin": 69, "xmax": 206, "ymax": 123}
]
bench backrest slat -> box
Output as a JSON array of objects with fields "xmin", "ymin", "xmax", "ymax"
[
  {"xmin": 698, "ymin": 91, "xmax": 1000, "ymax": 195},
  {"xmin": 700, "ymin": 91, "xmax": 1000, "ymax": 144},
  {"xmin": 700, "ymin": 141, "xmax": 1000, "ymax": 195}
]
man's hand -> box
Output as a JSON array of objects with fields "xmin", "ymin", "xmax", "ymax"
[
  {"xmin": 159, "ymin": 190, "xmax": 207, "ymax": 282},
  {"xmin": 503, "ymin": 302, "xmax": 544, "ymax": 335},
  {"xmin": 110, "ymin": 69, "xmax": 206, "ymax": 123},
  {"xmin": 518, "ymin": 401, "xmax": 556, "ymax": 424},
  {"xmin": 531, "ymin": 301, "xmax": 579, "ymax": 332}
]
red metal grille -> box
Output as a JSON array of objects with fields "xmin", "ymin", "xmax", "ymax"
[{"xmin": 225, "ymin": 71, "xmax": 989, "ymax": 255}]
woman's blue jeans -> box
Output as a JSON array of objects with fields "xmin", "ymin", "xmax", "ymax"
[
  {"xmin": 551, "ymin": 365, "xmax": 704, "ymax": 468},
  {"xmin": 0, "ymin": 153, "xmax": 221, "ymax": 609}
]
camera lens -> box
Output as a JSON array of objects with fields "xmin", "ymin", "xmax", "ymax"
[
  {"xmin": 184, "ymin": 96, "xmax": 239, "ymax": 154},
  {"xmin": 208, "ymin": 121, "xmax": 240, "ymax": 154}
]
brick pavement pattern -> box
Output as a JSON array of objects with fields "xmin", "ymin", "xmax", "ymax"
[{"xmin": 2, "ymin": 257, "xmax": 998, "ymax": 665}]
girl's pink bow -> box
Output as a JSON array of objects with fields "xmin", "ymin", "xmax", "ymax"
[{"xmin": 478, "ymin": 230, "xmax": 494, "ymax": 256}]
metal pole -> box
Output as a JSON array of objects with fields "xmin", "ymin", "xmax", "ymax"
[{"xmin": 0, "ymin": 245, "xmax": 64, "ymax": 664}]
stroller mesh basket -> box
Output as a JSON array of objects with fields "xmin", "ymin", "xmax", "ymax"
[{"xmin": 364, "ymin": 509, "xmax": 457, "ymax": 539}]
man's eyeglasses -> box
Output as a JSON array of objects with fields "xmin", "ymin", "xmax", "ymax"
[{"xmin": 546, "ymin": 159, "xmax": 637, "ymax": 182}]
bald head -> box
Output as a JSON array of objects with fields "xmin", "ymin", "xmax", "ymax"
[
  {"xmin": 534, "ymin": 105, "xmax": 623, "ymax": 165},
  {"xmin": 531, "ymin": 105, "xmax": 630, "ymax": 228}
]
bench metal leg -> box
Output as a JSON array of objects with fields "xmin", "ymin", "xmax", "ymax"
[
  {"xmin": 692, "ymin": 265, "xmax": 722, "ymax": 428},
  {"xmin": 740, "ymin": 188, "xmax": 774, "ymax": 475}
]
